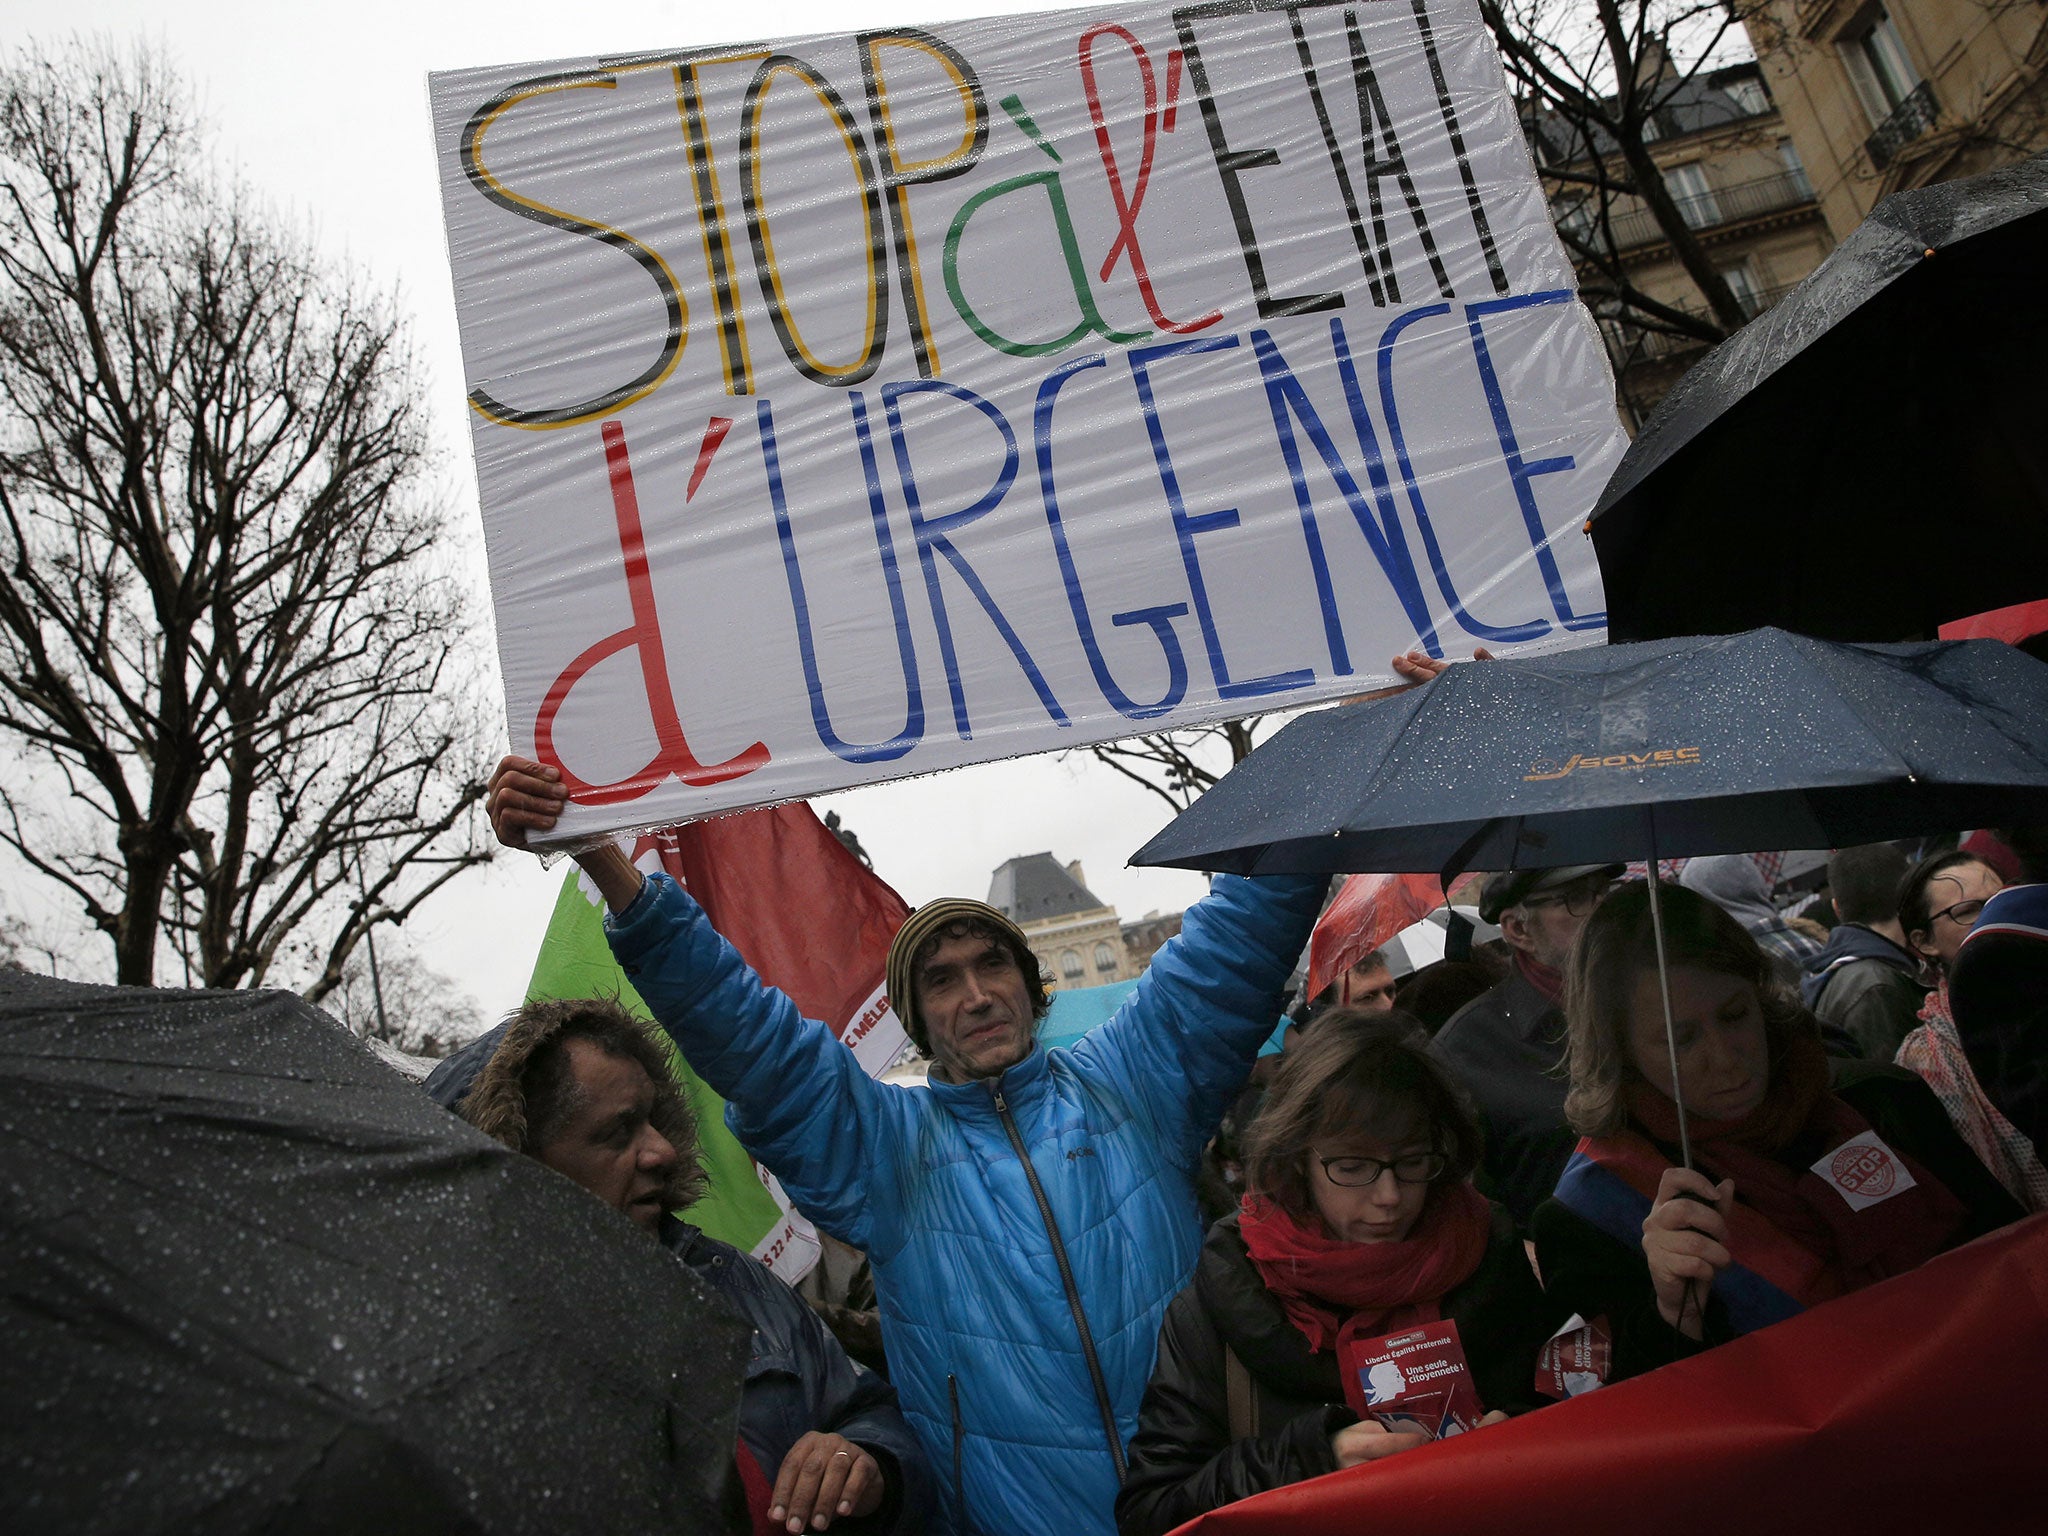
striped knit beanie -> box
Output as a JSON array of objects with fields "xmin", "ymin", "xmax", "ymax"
[{"xmin": 886, "ymin": 897, "xmax": 1034, "ymax": 1052}]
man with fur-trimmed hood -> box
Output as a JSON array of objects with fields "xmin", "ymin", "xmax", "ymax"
[{"xmin": 460, "ymin": 997, "xmax": 929, "ymax": 1535}]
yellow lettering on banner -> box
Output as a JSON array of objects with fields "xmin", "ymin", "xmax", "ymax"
[
  {"xmin": 864, "ymin": 34, "xmax": 984, "ymax": 378},
  {"xmin": 743, "ymin": 57, "xmax": 888, "ymax": 385},
  {"xmin": 670, "ymin": 52, "xmax": 773, "ymax": 397},
  {"xmin": 460, "ymin": 70, "xmax": 689, "ymax": 429}
]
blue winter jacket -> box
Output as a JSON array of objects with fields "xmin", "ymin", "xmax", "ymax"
[{"xmin": 607, "ymin": 871, "xmax": 1323, "ymax": 1536}]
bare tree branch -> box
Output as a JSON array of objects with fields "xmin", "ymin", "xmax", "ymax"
[{"xmin": 0, "ymin": 38, "xmax": 494, "ymax": 991}]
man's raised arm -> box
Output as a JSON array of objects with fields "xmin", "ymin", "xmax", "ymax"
[{"xmin": 487, "ymin": 758, "xmax": 893, "ymax": 1246}]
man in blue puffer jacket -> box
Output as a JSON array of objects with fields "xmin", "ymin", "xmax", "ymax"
[{"xmin": 489, "ymin": 763, "xmax": 1327, "ymax": 1536}]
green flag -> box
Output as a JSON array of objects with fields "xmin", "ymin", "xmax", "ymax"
[{"xmin": 523, "ymin": 867, "xmax": 787, "ymax": 1256}]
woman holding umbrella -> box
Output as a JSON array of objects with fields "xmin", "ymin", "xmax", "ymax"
[
  {"xmin": 1533, "ymin": 882, "xmax": 2022, "ymax": 1382},
  {"xmin": 1116, "ymin": 1010, "xmax": 1556, "ymax": 1536}
]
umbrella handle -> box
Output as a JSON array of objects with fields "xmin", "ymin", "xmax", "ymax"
[{"xmin": 1644, "ymin": 818, "xmax": 1694, "ymax": 1171}]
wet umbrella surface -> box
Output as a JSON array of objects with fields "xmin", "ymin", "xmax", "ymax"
[
  {"xmin": 1588, "ymin": 149, "xmax": 2048, "ymax": 642},
  {"xmin": 1132, "ymin": 629, "xmax": 2048, "ymax": 878},
  {"xmin": 0, "ymin": 975, "xmax": 748, "ymax": 1536}
]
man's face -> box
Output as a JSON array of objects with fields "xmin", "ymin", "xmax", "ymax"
[
  {"xmin": 916, "ymin": 930, "xmax": 1036, "ymax": 1084},
  {"xmin": 1501, "ymin": 872, "xmax": 1614, "ymax": 971},
  {"xmin": 533, "ymin": 1037, "xmax": 679, "ymax": 1234},
  {"xmin": 1339, "ymin": 959, "xmax": 1398, "ymax": 1012}
]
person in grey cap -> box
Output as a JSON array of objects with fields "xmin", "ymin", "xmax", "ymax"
[
  {"xmin": 1430, "ymin": 863, "xmax": 1622, "ymax": 1227},
  {"xmin": 482, "ymin": 662, "xmax": 1463, "ymax": 1536},
  {"xmin": 480, "ymin": 776, "xmax": 1315, "ymax": 1536}
]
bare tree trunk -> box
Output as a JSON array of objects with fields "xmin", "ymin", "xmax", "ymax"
[{"xmin": 0, "ymin": 41, "xmax": 493, "ymax": 992}]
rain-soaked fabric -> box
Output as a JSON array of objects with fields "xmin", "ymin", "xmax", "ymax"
[
  {"xmin": 1132, "ymin": 628, "xmax": 2048, "ymax": 879},
  {"xmin": 1589, "ymin": 148, "xmax": 2048, "ymax": 642},
  {"xmin": 606, "ymin": 870, "xmax": 1325, "ymax": 1536},
  {"xmin": 1157, "ymin": 1211, "xmax": 2048, "ymax": 1534},
  {"xmin": 0, "ymin": 974, "xmax": 749, "ymax": 1535}
]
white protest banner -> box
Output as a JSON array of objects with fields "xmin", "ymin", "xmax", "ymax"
[{"xmin": 430, "ymin": 0, "xmax": 1624, "ymax": 844}]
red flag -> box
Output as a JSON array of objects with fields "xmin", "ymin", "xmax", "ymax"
[
  {"xmin": 1169, "ymin": 1213, "xmax": 2048, "ymax": 1534},
  {"xmin": 628, "ymin": 804, "xmax": 914, "ymax": 1073},
  {"xmin": 1939, "ymin": 598, "xmax": 2048, "ymax": 645},
  {"xmin": 1305, "ymin": 873, "xmax": 1444, "ymax": 1001}
]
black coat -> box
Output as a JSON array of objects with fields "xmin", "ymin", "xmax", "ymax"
[
  {"xmin": 1116, "ymin": 1203, "xmax": 1562, "ymax": 1536},
  {"xmin": 1431, "ymin": 968, "xmax": 1575, "ymax": 1227},
  {"xmin": 1530, "ymin": 1063, "xmax": 2024, "ymax": 1384},
  {"xmin": 1801, "ymin": 924, "xmax": 1927, "ymax": 1062},
  {"xmin": 663, "ymin": 1219, "xmax": 932, "ymax": 1534}
]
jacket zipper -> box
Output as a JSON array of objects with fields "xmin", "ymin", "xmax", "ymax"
[
  {"xmin": 991, "ymin": 1083, "xmax": 1128, "ymax": 1483},
  {"xmin": 949, "ymin": 1371, "xmax": 971, "ymax": 1535}
]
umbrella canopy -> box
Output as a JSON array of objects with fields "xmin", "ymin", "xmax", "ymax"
[
  {"xmin": 1131, "ymin": 628, "xmax": 2048, "ymax": 878},
  {"xmin": 1588, "ymin": 149, "xmax": 2048, "ymax": 643},
  {"xmin": 0, "ymin": 974, "xmax": 749, "ymax": 1535}
]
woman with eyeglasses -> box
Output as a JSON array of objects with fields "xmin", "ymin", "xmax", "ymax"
[
  {"xmin": 1532, "ymin": 881, "xmax": 2022, "ymax": 1387},
  {"xmin": 1895, "ymin": 852, "xmax": 2048, "ymax": 1210},
  {"xmin": 1115, "ymin": 1010, "xmax": 1556, "ymax": 1536}
]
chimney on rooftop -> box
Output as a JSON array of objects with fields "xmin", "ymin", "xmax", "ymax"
[{"xmin": 1066, "ymin": 859, "xmax": 1086, "ymax": 889}]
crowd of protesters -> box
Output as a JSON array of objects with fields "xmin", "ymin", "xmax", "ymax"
[{"xmin": 443, "ymin": 693, "xmax": 2047, "ymax": 1536}]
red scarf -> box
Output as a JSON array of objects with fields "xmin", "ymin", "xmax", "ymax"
[
  {"xmin": 1515, "ymin": 951, "xmax": 1565, "ymax": 1006},
  {"xmin": 1238, "ymin": 1183, "xmax": 1492, "ymax": 1356},
  {"xmin": 1618, "ymin": 1029, "xmax": 1966, "ymax": 1304}
]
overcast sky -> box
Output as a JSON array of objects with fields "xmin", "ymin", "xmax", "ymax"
[{"xmin": 17, "ymin": 0, "xmax": 1224, "ymax": 1023}]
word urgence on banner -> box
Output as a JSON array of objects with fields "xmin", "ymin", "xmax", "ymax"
[{"xmin": 542, "ymin": 294, "xmax": 1603, "ymax": 807}]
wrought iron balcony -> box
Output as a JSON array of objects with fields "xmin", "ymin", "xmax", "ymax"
[
  {"xmin": 1595, "ymin": 169, "xmax": 1819, "ymax": 251},
  {"xmin": 1610, "ymin": 281, "xmax": 1799, "ymax": 361},
  {"xmin": 1866, "ymin": 81, "xmax": 1939, "ymax": 171}
]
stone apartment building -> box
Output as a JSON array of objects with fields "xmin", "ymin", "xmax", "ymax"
[
  {"xmin": 1539, "ymin": 58, "xmax": 1837, "ymax": 420},
  {"xmin": 987, "ymin": 852, "xmax": 1183, "ymax": 993},
  {"xmin": 1743, "ymin": 0, "xmax": 2048, "ymax": 238}
]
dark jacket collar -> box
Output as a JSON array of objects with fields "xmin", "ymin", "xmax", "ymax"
[
  {"xmin": 923, "ymin": 1038, "xmax": 1050, "ymax": 1113},
  {"xmin": 1192, "ymin": 1214, "xmax": 1342, "ymax": 1400}
]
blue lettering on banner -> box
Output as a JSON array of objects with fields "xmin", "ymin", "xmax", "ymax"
[
  {"xmin": 1463, "ymin": 291, "xmax": 1605, "ymax": 631},
  {"xmin": 883, "ymin": 380, "xmax": 1071, "ymax": 740},
  {"xmin": 1127, "ymin": 336, "xmax": 1317, "ymax": 701},
  {"xmin": 763, "ymin": 395, "xmax": 926, "ymax": 763},
  {"xmin": 1033, "ymin": 353, "xmax": 1192, "ymax": 720},
  {"xmin": 1251, "ymin": 322, "xmax": 1442, "ymax": 668},
  {"xmin": 1376, "ymin": 303, "xmax": 1551, "ymax": 644}
]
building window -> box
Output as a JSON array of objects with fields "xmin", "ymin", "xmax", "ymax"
[
  {"xmin": 1841, "ymin": 9, "xmax": 1920, "ymax": 125},
  {"xmin": 1094, "ymin": 942, "xmax": 1116, "ymax": 972},
  {"xmin": 1061, "ymin": 949, "xmax": 1084, "ymax": 981},
  {"xmin": 1723, "ymin": 76, "xmax": 1770, "ymax": 118},
  {"xmin": 1552, "ymin": 191, "xmax": 1595, "ymax": 243},
  {"xmin": 1719, "ymin": 263, "xmax": 1763, "ymax": 318},
  {"xmin": 1779, "ymin": 140, "xmax": 1814, "ymax": 197},
  {"xmin": 1664, "ymin": 163, "xmax": 1720, "ymax": 229}
]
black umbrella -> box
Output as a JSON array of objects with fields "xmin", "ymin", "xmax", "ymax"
[
  {"xmin": 1131, "ymin": 629, "xmax": 2048, "ymax": 1162},
  {"xmin": 1588, "ymin": 149, "xmax": 2048, "ymax": 643},
  {"xmin": 0, "ymin": 974, "xmax": 749, "ymax": 1536}
]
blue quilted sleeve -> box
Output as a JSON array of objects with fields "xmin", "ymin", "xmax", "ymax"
[
  {"xmin": 1072, "ymin": 873, "xmax": 1324, "ymax": 1168},
  {"xmin": 606, "ymin": 873, "xmax": 900, "ymax": 1249}
]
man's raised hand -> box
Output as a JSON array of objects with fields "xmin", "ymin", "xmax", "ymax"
[
  {"xmin": 1389, "ymin": 646, "xmax": 1495, "ymax": 685},
  {"xmin": 487, "ymin": 756, "xmax": 568, "ymax": 849}
]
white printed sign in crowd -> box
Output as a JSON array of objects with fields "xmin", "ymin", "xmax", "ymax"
[{"xmin": 430, "ymin": 0, "xmax": 1625, "ymax": 844}]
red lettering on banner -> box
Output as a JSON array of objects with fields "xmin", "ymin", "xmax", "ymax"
[
  {"xmin": 841, "ymin": 993, "xmax": 891, "ymax": 1050},
  {"xmin": 1078, "ymin": 25, "xmax": 1220, "ymax": 335},
  {"xmin": 534, "ymin": 420, "xmax": 771, "ymax": 803}
]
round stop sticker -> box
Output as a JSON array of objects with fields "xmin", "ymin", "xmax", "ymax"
[{"xmin": 1830, "ymin": 1142, "xmax": 1897, "ymax": 1198}]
